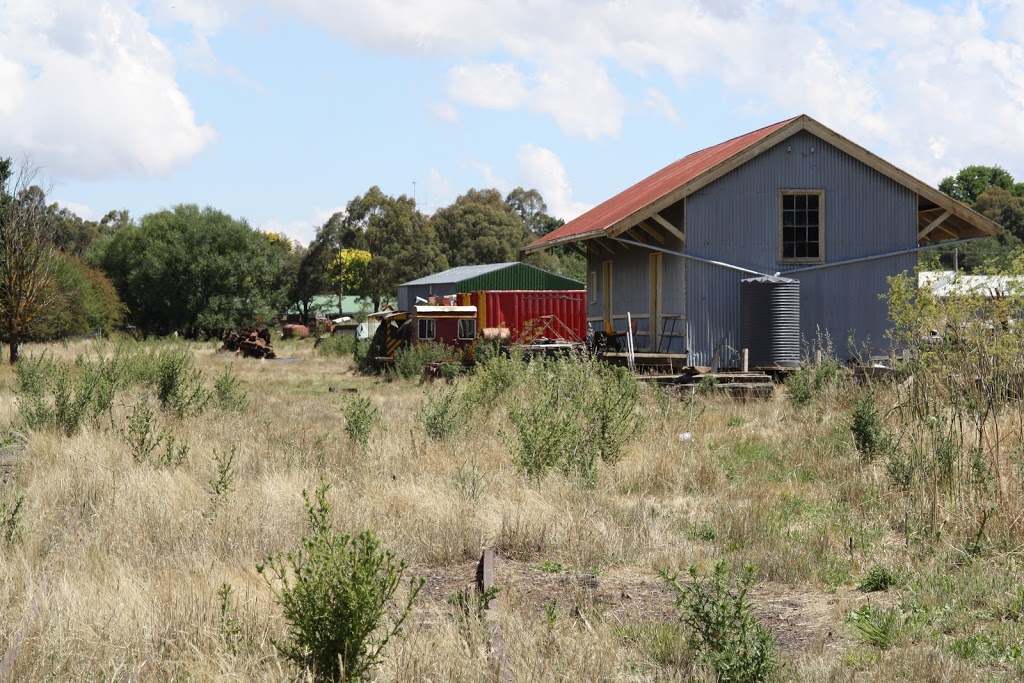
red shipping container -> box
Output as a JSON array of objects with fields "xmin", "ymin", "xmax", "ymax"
[{"xmin": 458, "ymin": 290, "xmax": 587, "ymax": 343}]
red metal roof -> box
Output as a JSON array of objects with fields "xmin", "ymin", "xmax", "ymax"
[{"xmin": 529, "ymin": 116, "xmax": 800, "ymax": 249}]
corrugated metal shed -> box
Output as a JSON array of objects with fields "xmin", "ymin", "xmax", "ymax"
[
  {"xmin": 526, "ymin": 114, "xmax": 1000, "ymax": 254},
  {"xmin": 531, "ymin": 117, "xmax": 798, "ymax": 249},
  {"xmin": 398, "ymin": 262, "xmax": 583, "ymax": 311}
]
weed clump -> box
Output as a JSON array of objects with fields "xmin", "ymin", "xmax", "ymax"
[
  {"xmin": 857, "ymin": 565, "xmax": 902, "ymax": 592},
  {"xmin": 662, "ymin": 561, "xmax": 777, "ymax": 683},
  {"xmin": 393, "ymin": 342, "xmax": 463, "ymax": 381},
  {"xmin": 850, "ymin": 390, "xmax": 889, "ymax": 462},
  {"xmin": 342, "ymin": 396, "xmax": 377, "ymax": 450},
  {"xmin": 258, "ymin": 484, "xmax": 422, "ymax": 682},
  {"xmin": 503, "ymin": 354, "xmax": 642, "ymax": 486}
]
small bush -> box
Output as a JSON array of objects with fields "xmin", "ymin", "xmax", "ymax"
[
  {"xmin": 15, "ymin": 354, "xmax": 56, "ymax": 431},
  {"xmin": 662, "ymin": 562, "xmax": 777, "ymax": 683},
  {"xmin": 213, "ymin": 364, "xmax": 249, "ymax": 412},
  {"xmin": 342, "ymin": 396, "xmax": 377, "ymax": 450},
  {"xmin": 121, "ymin": 402, "xmax": 165, "ymax": 464},
  {"xmin": 462, "ymin": 349, "xmax": 526, "ymax": 414},
  {"xmin": 421, "ymin": 385, "xmax": 462, "ymax": 441},
  {"xmin": 317, "ymin": 333, "xmax": 355, "ymax": 357},
  {"xmin": 1, "ymin": 494, "xmax": 24, "ymax": 544},
  {"xmin": 52, "ymin": 364, "xmax": 93, "ymax": 436},
  {"xmin": 857, "ymin": 565, "xmax": 901, "ymax": 593},
  {"xmin": 155, "ymin": 349, "xmax": 211, "ymax": 418},
  {"xmin": 851, "ymin": 390, "xmax": 888, "ymax": 462},
  {"xmin": 393, "ymin": 342, "xmax": 462, "ymax": 381},
  {"xmin": 258, "ymin": 485, "xmax": 423, "ymax": 683},
  {"xmin": 504, "ymin": 355, "xmax": 643, "ymax": 486},
  {"xmin": 218, "ymin": 582, "xmax": 243, "ymax": 654}
]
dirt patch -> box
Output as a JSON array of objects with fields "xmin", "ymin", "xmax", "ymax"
[
  {"xmin": 0, "ymin": 445, "xmax": 20, "ymax": 486},
  {"xmin": 412, "ymin": 556, "xmax": 872, "ymax": 656}
]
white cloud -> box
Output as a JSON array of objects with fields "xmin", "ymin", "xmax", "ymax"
[
  {"xmin": 145, "ymin": 1, "xmax": 1024, "ymax": 183},
  {"xmin": 447, "ymin": 63, "xmax": 528, "ymax": 109},
  {"xmin": 425, "ymin": 168, "xmax": 453, "ymax": 208},
  {"xmin": 642, "ymin": 88, "xmax": 681, "ymax": 125},
  {"xmin": 516, "ymin": 144, "xmax": 591, "ymax": 221},
  {"xmin": 52, "ymin": 199, "xmax": 94, "ymax": 220},
  {"xmin": 262, "ymin": 205, "xmax": 345, "ymax": 246},
  {"xmin": 428, "ymin": 101, "xmax": 460, "ymax": 123},
  {"xmin": 0, "ymin": 0, "xmax": 216, "ymax": 179}
]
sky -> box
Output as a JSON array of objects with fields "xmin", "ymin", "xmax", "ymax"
[{"xmin": 1, "ymin": 0, "xmax": 1023, "ymax": 245}]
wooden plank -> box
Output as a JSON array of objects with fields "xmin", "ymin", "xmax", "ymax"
[
  {"xmin": 476, "ymin": 549, "xmax": 512, "ymax": 682},
  {"xmin": 650, "ymin": 213, "xmax": 686, "ymax": 242},
  {"xmin": 564, "ymin": 241, "xmax": 587, "ymax": 258},
  {"xmin": 635, "ymin": 221, "xmax": 667, "ymax": 244},
  {"xmin": 918, "ymin": 209, "xmax": 952, "ymax": 241}
]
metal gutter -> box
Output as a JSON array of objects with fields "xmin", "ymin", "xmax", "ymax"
[
  {"xmin": 784, "ymin": 236, "xmax": 987, "ymax": 274},
  {"xmin": 613, "ymin": 235, "xmax": 988, "ymax": 278},
  {"xmin": 611, "ymin": 237, "xmax": 768, "ymax": 276}
]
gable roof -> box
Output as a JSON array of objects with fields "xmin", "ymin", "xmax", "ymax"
[
  {"xmin": 400, "ymin": 262, "xmax": 517, "ymax": 287},
  {"xmin": 524, "ymin": 114, "xmax": 1001, "ymax": 254},
  {"xmin": 399, "ymin": 261, "xmax": 583, "ymax": 290}
]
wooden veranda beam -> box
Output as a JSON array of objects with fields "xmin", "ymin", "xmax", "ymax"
[
  {"xmin": 650, "ymin": 213, "xmax": 685, "ymax": 242},
  {"xmin": 918, "ymin": 209, "xmax": 952, "ymax": 241}
]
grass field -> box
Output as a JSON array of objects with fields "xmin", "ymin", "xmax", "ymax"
[{"xmin": 1, "ymin": 335, "xmax": 1023, "ymax": 681}]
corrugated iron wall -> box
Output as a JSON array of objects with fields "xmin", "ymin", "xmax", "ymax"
[
  {"xmin": 464, "ymin": 290, "xmax": 587, "ymax": 342},
  {"xmin": 685, "ymin": 130, "xmax": 918, "ymax": 366},
  {"xmin": 398, "ymin": 283, "xmax": 457, "ymax": 311}
]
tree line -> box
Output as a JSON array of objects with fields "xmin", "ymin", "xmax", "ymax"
[
  {"xmin": 2, "ymin": 154, "xmax": 1020, "ymax": 363},
  {"xmin": 936, "ymin": 165, "xmax": 1024, "ymax": 271},
  {"xmin": 0, "ymin": 157, "xmax": 583, "ymax": 359}
]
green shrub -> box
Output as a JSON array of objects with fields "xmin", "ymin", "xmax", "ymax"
[
  {"xmin": 317, "ymin": 333, "xmax": 355, "ymax": 357},
  {"xmin": 258, "ymin": 485, "xmax": 423, "ymax": 682},
  {"xmin": 462, "ymin": 348, "xmax": 526, "ymax": 414},
  {"xmin": 342, "ymin": 396, "xmax": 377, "ymax": 450},
  {"xmin": 857, "ymin": 565, "xmax": 901, "ymax": 593},
  {"xmin": 504, "ymin": 355, "xmax": 643, "ymax": 486},
  {"xmin": 15, "ymin": 354, "xmax": 56, "ymax": 431},
  {"xmin": 421, "ymin": 385, "xmax": 462, "ymax": 441},
  {"xmin": 121, "ymin": 402, "xmax": 165, "ymax": 463},
  {"xmin": 217, "ymin": 582, "xmax": 243, "ymax": 655},
  {"xmin": 52, "ymin": 364, "xmax": 93, "ymax": 436},
  {"xmin": 851, "ymin": 390, "xmax": 888, "ymax": 462},
  {"xmin": 393, "ymin": 342, "xmax": 462, "ymax": 381},
  {"xmin": 1, "ymin": 494, "xmax": 24, "ymax": 545},
  {"xmin": 785, "ymin": 366, "xmax": 814, "ymax": 407},
  {"xmin": 213, "ymin": 364, "xmax": 249, "ymax": 412},
  {"xmin": 662, "ymin": 562, "xmax": 777, "ymax": 683},
  {"xmin": 154, "ymin": 349, "xmax": 211, "ymax": 418}
]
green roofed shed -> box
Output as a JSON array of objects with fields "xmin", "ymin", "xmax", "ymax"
[{"xmin": 397, "ymin": 262, "xmax": 583, "ymax": 310}]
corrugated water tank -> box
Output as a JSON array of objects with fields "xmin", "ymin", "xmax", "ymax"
[{"xmin": 740, "ymin": 276, "xmax": 801, "ymax": 368}]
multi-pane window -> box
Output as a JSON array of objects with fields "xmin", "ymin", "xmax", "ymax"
[
  {"xmin": 780, "ymin": 192, "xmax": 823, "ymax": 261},
  {"xmin": 458, "ymin": 318, "xmax": 476, "ymax": 340},
  {"xmin": 417, "ymin": 318, "xmax": 436, "ymax": 340}
]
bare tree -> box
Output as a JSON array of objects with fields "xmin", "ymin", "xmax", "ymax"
[{"xmin": 0, "ymin": 158, "xmax": 59, "ymax": 363}]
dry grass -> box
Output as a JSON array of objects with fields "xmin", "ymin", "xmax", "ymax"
[{"xmin": 1, "ymin": 337, "xmax": 1023, "ymax": 681}]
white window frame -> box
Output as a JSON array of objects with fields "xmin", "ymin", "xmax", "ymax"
[
  {"xmin": 778, "ymin": 189, "xmax": 825, "ymax": 264},
  {"xmin": 457, "ymin": 318, "xmax": 476, "ymax": 340},
  {"xmin": 417, "ymin": 318, "xmax": 436, "ymax": 340}
]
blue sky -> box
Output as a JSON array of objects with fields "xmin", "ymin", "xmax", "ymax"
[{"xmin": 1, "ymin": 0, "xmax": 1023, "ymax": 244}]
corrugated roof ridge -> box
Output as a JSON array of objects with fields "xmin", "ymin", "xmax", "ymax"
[
  {"xmin": 531, "ymin": 115, "xmax": 802, "ymax": 248},
  {"xmin": 669, "ymin": 114, "xmax": 802, "ymax": 163}
]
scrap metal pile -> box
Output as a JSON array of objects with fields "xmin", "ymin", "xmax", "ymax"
[{"xmin": 221, "ymin": 328, "xmax": 276, "ymax": 359}]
